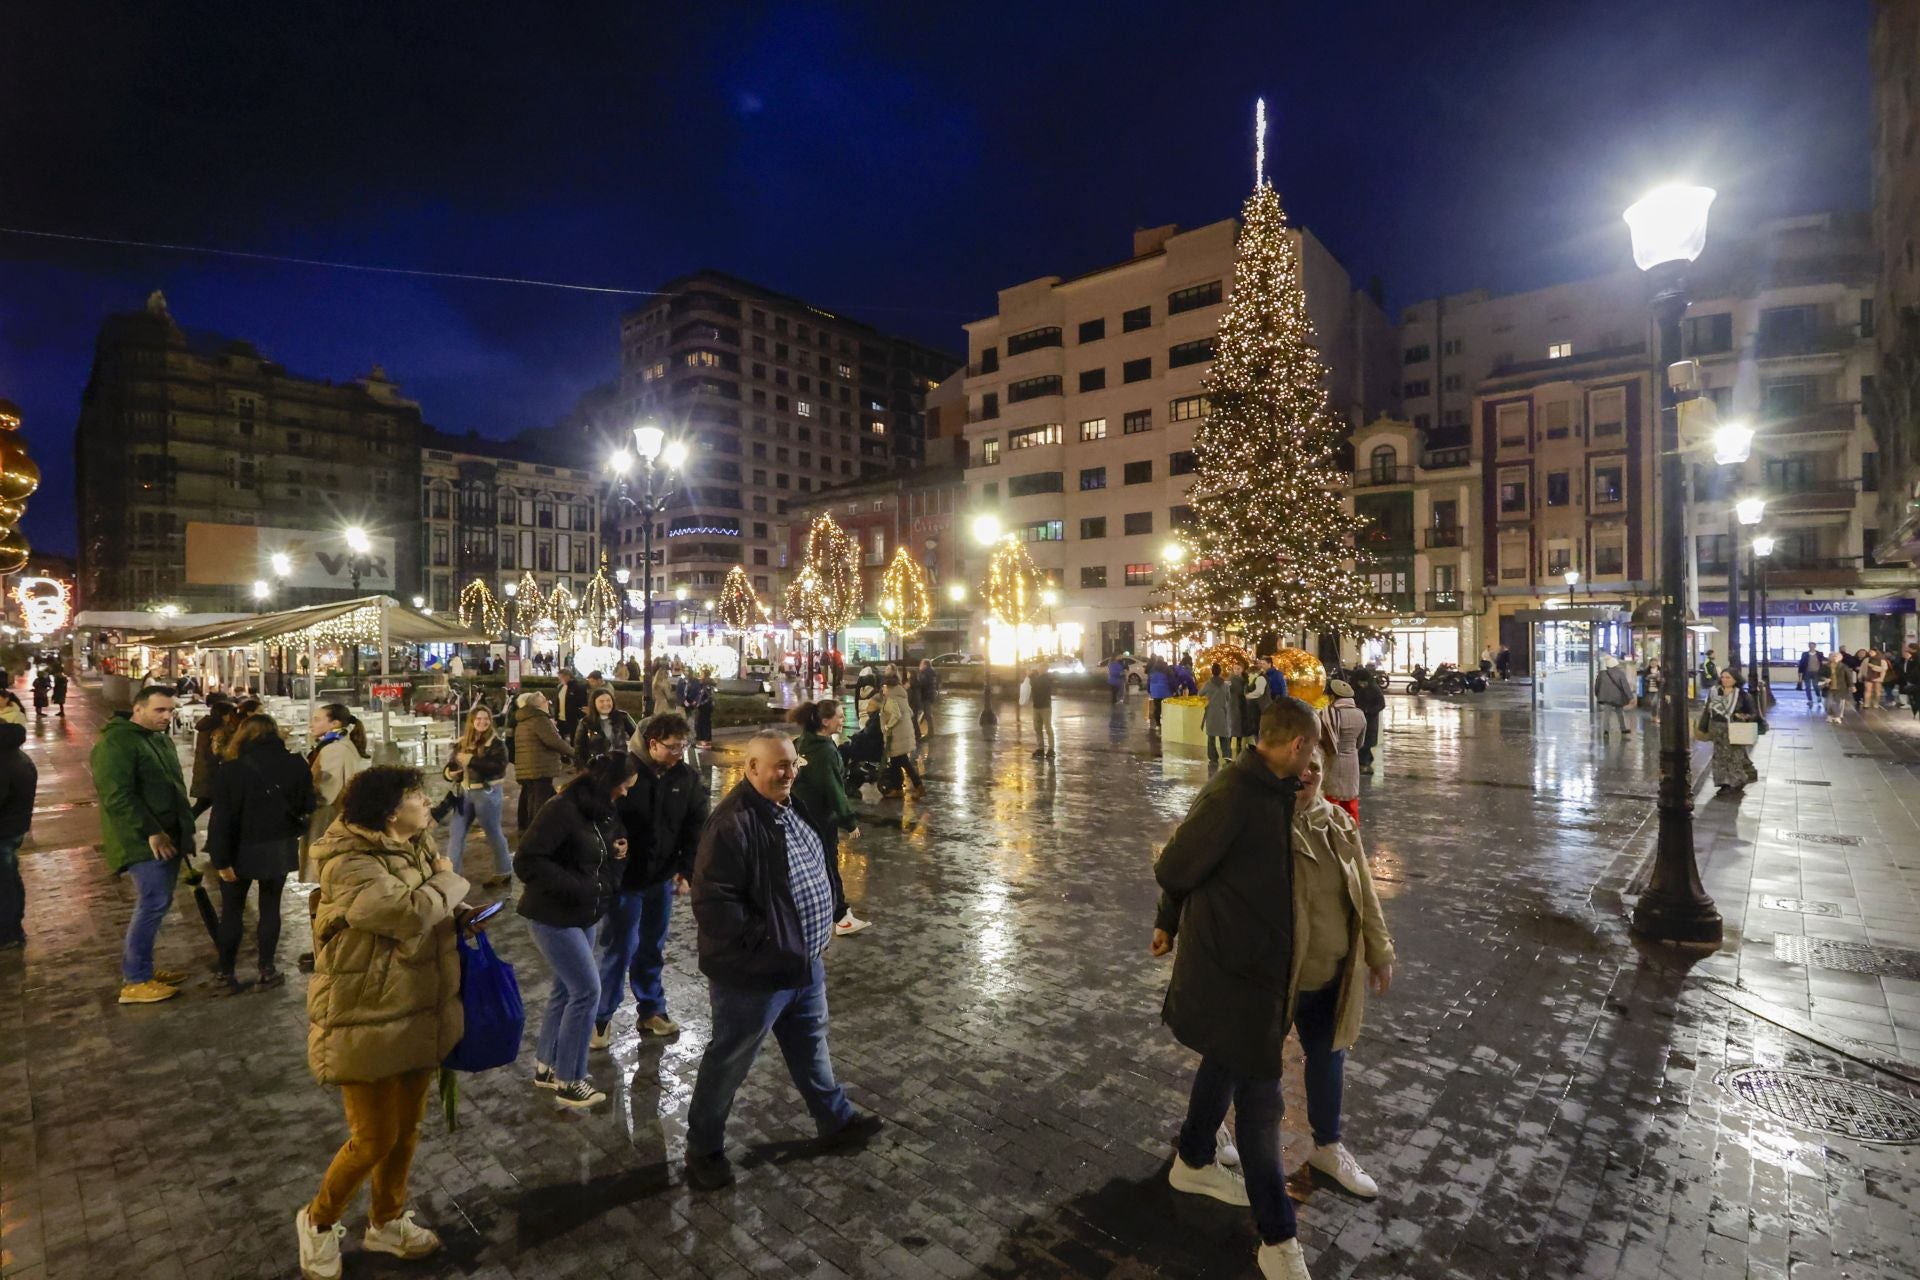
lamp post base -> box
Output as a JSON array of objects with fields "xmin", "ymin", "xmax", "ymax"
[
  {"xmin": 1630, "ymin": 894, "xmax": 1724, "ymax": 945},
  {"xmin": 979, "ymin": 671, "xmax": 997, "ymax": 727}
]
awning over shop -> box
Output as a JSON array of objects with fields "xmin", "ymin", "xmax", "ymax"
[{"xmin": 126, "ymin": 596, "xmax": 492, "ymax": 647}]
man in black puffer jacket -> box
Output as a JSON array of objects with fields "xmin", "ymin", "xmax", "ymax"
[
  {"xmin": 0, "ymin": 719, "xmax": 37, "ymax": 949},
  {"xmin": 684, "ymin": 731, "xmax": 881, "ymax": 1191}
]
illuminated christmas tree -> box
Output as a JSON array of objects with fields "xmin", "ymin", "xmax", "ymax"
[
  {"xmin": 457, "ymin": 578, "xmax": 506, "ymax": 637},
  {"xmin": 717, "ymin": 565, "xmax": 760, "ymax": 631},
  {"xmin": 877, "ymin": 547, "xmax": 932, "ymax": 643},
  {"xmin": 799, "ymin": 514, "xmax": 861, "ymax": 632},
  {"xmin": 1154, "ymin": 146, "xmax": 1381, "ymax": 644},
  {"xmin": 577, "ymin": 560, "xmax": 621, "ymax": 644},
  {"xmin": 511, "ymin": 571, "xmax": 546, "ymax": 637}
]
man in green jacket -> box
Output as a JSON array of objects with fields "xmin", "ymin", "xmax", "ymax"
[{"xmin": 91, "ymin": 685, "xmax": 194, "ymax": 1004}]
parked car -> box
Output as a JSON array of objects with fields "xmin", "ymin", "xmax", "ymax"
[
  {"xmin": 1047, "ymin": 657, "xmax": 1086, "ymax": 675},
  {"xmin": 931, "ymin": 652, "xmax": 985, "ymax": 668}
]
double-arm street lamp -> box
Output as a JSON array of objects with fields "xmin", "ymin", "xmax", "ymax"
[
  {"xmin": 609, "ymin": 423, "xmax": 688, "ymax": 683},
  {"xmin": 1624, "ymin": 183, "xmax": 1723, "ymax": 947},
  {"xmin": 614, "ymin": 568, "xmax": 631, "ymax": 661},
  {"xmin": 1729, "ymin": 495, "xmax": 1766, "ymax": 683}
]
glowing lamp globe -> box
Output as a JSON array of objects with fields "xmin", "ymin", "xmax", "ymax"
[{"xmin": 1623, "ymin": 184, "xmax": 1715, "ymax": 271}]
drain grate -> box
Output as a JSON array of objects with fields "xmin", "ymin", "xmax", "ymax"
[
  {"xmin": 1759, "ymin": 896, "xmax": 1841, "ymax": 916},
  {"xmin": 1843, "ymin": 753, "xmax": 1891, "ymax": 761},
  {"xmin": 1720, "ymin": 1067, "xmax": 1920, "ymax": 1144},
  {"xmin": 1787, "ymin": 779, "xmax": 1834, "ymax": 787},
  {"xmin": 1774, "ymin": 934, "xmax": 1920, "ymax": 979},
  {"xmin": 1773, "ymin": 829, "xmax": 1863, "ymax": 847}
]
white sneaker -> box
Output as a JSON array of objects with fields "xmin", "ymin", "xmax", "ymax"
[
  {"xmin": 554, "ymin": 1078, "xmax": 607, "ymax": 1108},
  {"xmin": 362, "ymin": 1209, "xmax": 441, "ymax": 1259},
  {"xmin": 295, "ymin": 1206, "xmax": 345, "ymax": 1280},
  {"xmin": 1216, "ymin": 1123, "xmax": 1240, "ymax": 1170},
  {"xmin": 1306, "ymin": 1142, "xmax": 1379, "ymax": 1197},
  {"xmin": 1257, "ymin": 1238, "xmax": 1312, "ymax": 1280},
  {"xmin": 834, "ymin": 912, "xmax": 871, "ymax": 936},
  {"xmin": 1167, "ymin": 1155, "xmax": 1250, "ymax": 1206}
]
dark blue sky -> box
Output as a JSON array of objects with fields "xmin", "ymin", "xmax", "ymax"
[{"xmin": 0, "ymin": 1, "xmax": 1872, "ymax": 557}]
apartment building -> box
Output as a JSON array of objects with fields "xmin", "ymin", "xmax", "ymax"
[
  {"xmin": 1869, "ymin": 0, "xmax": 1920, "ymax": 568},
  {"xmin": 960, "ymin": 219, "xmax": 1396, "ymax": 665},
  {"xmin": 616, "ymin": 271, "xmax": 960, "ymax": 603},
  {"xmin": 418, "ymin": 429, "xmax": 603, "ymax": 615},
  {"xmin": 75, "ymin": 291, "xmax": 423, "ymax": 613}
]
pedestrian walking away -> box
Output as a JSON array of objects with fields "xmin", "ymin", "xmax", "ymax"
[
  {"xmin": 1148, "ymin": 657, "xmax": 1175, "ymax": 731},
  {"xmin": 189, "ymin": 696, "xmax": 235, "ymax": 820},
  {"xmin": 684, "ymin": 732, "xmax": 882, "ymax": 1191},
  {"xmin": 1700, "ymin": 669, "xmax": 1761, "ymax": 792},
  {"xmin": 1107, "ymin": 654, "xmax": 1127, "ymax": 705},
  {"xmin": 1027, "ymin": 662, "xmax": 1057, "ymax": 759},
  {"xmin": 516, "ymin": 753, "xmax": 637, "ymax": 1108},
  {"xmin": 0, "ymin": 715, "xmax": 38, "ymax": 950},
  {"xmin": 913, "ymin": 659, "xmax": 939, "ymax": 737},
  {"xmin": 1317, "ymin": 681, "xmax": 1367, "ymax": 824},
  {"xmin": 1151, "ymin": 696, "xmax": 1321, "ymax": 1280},
  {"xmin": 51, "ymin": 666, "xmax": 68, "ymax": 716},
  {"xmin": 297, "ymin": 766, "xmax": 471, "ymax": 1280},
  {"xmin": 1200, "ymin": 663, "xmax": 1235, "ymax": 764},
  {"xmin": 206, "ymin": 713, "xmax": 315, "ymax": 994},
  {"xmin": 441, "ymin": 705, "xmax": 511, "ymax": 885},
  {"xmin": 1593, "ymin": 653, "xmax": 1635, "ymax": 739},
  {"xmin": 593, "ymin": 712, "xmax": 708, "ymax": 1049},
  {"xmin": 789, "ymin": 699, "xmax": 868, "ymax": 937},
  {"xmin": 31, "ymin": 669, "xmax": 50, "ymax": 718},
  {"xmin": 1349, "ymin": 667, "xmax": 1385, "ymax": 769},
  {"xmin": 512, "ymin": 691, "xmax": 573, "ymax": 829},
  {"xmin": 91, "ymin": 684, "xmax": 196, "ymax": 1004}
]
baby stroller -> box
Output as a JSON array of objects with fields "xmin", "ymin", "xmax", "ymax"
[{"xmin": 840, "ymin": 706, "xmax": 886, "ymax": 793}]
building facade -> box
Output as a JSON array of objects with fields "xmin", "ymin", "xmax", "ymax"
[
  {"xmin": 75, "ymin": 292, "xmax": 423, "ymax": 613},
  {"xmin": 418, "ymin": 429, "xmax": 604, "ymax": 615},
  {"xmin": 960, "ymin": 219, "xmax": 1396, "ymax": 665},
  {"xmin": 614, "ymin": 271, "xmax": 961, "ymax": 605},
  {"xmin": 1870, "ymin": 0, "xmax": 1920, "ymax": 566}
]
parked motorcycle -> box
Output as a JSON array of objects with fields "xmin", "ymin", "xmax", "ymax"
[{"xmin": 1407, "ymin": 662, "xmax": 1487, "ymax": 695}]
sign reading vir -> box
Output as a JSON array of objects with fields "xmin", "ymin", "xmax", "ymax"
[{"xmin": 184, "ymin": 522, "xmax": 397, "ymax": 591}]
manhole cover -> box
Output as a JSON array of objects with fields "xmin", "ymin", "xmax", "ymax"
[
  {"xmin": 1719, "ymin": 1067, "xmax": 1920, "ymax": 1144},
  {"xmin": 1772, "ymin": 829, "xmax": 1862, "ymax": 847},
  {"xmin": 1774, "ymin": 935, "xmax": 1920, "ymax": 980},
  {"xmin": 1759, "ymin": 896, "xmax": 1841, "ymax": 916}
]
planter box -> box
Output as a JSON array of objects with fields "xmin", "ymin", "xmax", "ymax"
[{"xmin": 1162, "ymin": 697, "xmax": 1206, "ymax": 746}]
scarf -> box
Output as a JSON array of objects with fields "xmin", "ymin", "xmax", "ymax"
[{"xmin": 1707, "ymin": 688, "xmax": 1740, "ymax": 719}]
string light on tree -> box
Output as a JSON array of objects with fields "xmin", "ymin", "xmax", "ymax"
[
  {"xmin": 877, "ymin": 547, "xmax": 932, "ymax": 639},
  {"xmin": 457, "ymin": 578, "xmax": 506, "ymax": 637},
  {"xmin": 984, "ymin": 537, "xmax": 1043, "ymax": 626},
  {"xmin": 510, "ymin": 571, "xmax": 546, "ymax": 637},
  {"xmin": 1151, "ymin": 127, "xmax": 1384, "ymax": 646},
  {"xmin": 576, "ymin": 559, "xmax": 621, "ymax": 645},
  {"xmin": 545, "ymin": 581, "xmax": 579, "ymax": 640},
  {"xmin": 799, "ymin": 514, "xmax": 862, "ymax": 631},
  {"xmin": 718, "ymin": 565, "xmax": 760, "ymax": 630}
]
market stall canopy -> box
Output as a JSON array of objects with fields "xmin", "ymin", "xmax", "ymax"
[{"xmin": 126, "ymin": 596, "xmax": 491, "ymax": 647}]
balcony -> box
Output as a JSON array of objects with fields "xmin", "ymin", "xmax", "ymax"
[
  {"xmin": 1425, "ymin": 590, "xmax": 1468, "ymax": 612},
  {"xmin": 1754, "ymin": 326, "xmax": 1859, "ymax": 361},
  {"xmin": 1764, "ymin": 479, "xmax": 1859, "ymax": 514},
  {"xmin": 1424, "ymin": 525, "xmax": 1465, "ymax": 549},
  {"xmin": 1351, "ymin": 465, "xmax": 1415, "ymax": 489},
  {"xmin": 1764, "ymin": 402, "xmax": 1856, "ymax": 438},
  {"xmin": 1421, "ymin": 447, "xmax": 1471, "ymax": 470}
]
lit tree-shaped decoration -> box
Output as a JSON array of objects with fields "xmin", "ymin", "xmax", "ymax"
[
  {"xmin": 877, "ymin": 547, "xmax": 932, "ymax": 653},
  {"xmin": 545, "ymin": 581, "xmax": 579, "ymax": 640},
  {"xmin": 457, "ymin": 578, "xmax": 506, "ymax": 637},
  {"xmin": 985, "ymin": 537, "xmax": 1043, "ymax": 626},
  {"xmin": 718, "ymin": 565, "xmax": 760, "ymax": 631},
  {"xmin": 1150, "ymin": 142, "xmax": 1382, "ymax": 645},
  {"xmin": 511, "ymin": 571, "xmax": 546, "ymax": 637},
  {"xmin": 577, "ymin": 561, "xmax": 621, "ymax": 645},
  {"xmin": 0, "ymin": 400, "xmax": 42, "ymax": 574},
  {"xmin": 800, "ymin": 514, "xmax": 861, "ymax": 632}
]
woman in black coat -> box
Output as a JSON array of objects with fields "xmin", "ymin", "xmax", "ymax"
[
  {"xmin": 571, "ymin": 689, "xmax": 636, "ymax": 760},
  {"xmin": 206, "ymin": 714, "xmax": 315, "ymax": 992},
  {"xmin": 513, "ymin": 753, "xmax": 637, "ymax": 1107}
]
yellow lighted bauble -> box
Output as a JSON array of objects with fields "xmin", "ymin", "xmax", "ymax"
[
  {"xmin": 1198, "ymin": 641, "xmax": 1254, "ymax": 673},
  {"xmin": 0, "ymin": 529, "xmax": 29, "ymax": 575},
  {"xmin": 0, "ymin": 438, "xmax": 39, "ymax": 503},
  {"xmin": 1270, "ymin": 647, "xmax": 1328, "ymax": 709}
]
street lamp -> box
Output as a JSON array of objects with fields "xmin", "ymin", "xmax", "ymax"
[
  {"xmin": 252, "ymin": 580, "xmax": 270, "ymax": 606},
  {"xmin": 1162, "ymin": 541, "xmax": 1187, "ymax": 657},
  {"xmin": 1624, "ymin": 182, "xmax": 1723, "ymax": 947},
  {"xmin": 1040, "ymin": 586, "xmax": 1060, "ymax": 658},
  {"xmin": 341, "ymin": 525, "xmax": 376, "ymax": 685},
  {"xmin": 1725, "ymin": 495, "xmax": 1766, "ymax": 682},
  {"xmin": 609, "ymin": 422, "xmax": 686, "ymax": 693},
  {"xmin": 504, "ymin": 580, "xmax": 519, "ymax": 669},
  {"xmin": 1563, "ymin": 567, "xmax": 1580, "ymax": 603},
  {"xmin": 1752, "ymin": 536, "xmax": 1775, "ymax": 698},
  {"xmin": 971, "ymin": 514, "xmax": 1003, "ymax": 726}
]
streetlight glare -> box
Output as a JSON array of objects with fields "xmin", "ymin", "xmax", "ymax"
[
  {"xmin": 946, "ymin": 582, "xmax": 967, "ymax": 603},
  {"xmin": 1040, "ymin": 589, "xmax": 1059, "ymax": 607},
  {"xmin": 1752, "ymin": 535, "xmax": 1776, "ymax": 557},
  {"xmin": 1623, "ymin": 184, "xmax": 1716, "ymax": 271},
  {"xmin": 411, "ymin": 594, "xmax": 426, "ymax": 608},
  {"xmin": 1162, "ymin": 541, "xmax": 1186, "ymax": 564},
  {"xmin": 1734, "ymin": 496, "xmax": 1767, "ymax": 525},
  {"xmin": 252, "ymin": 580, "xmax": 270, "ymax": 600},
  {"xmin": 675, "ymin": 585, "xmax": 690, "ymax": 601},
  {"xmin": 1563, "ymin": 569, "xmax": 1581, "ymax": 586},
  {"xmin": 633, "ymin": 424, "xmax": 665, "ymax": 461},
  {"xmin": 1712, "ymin": 420, "xmax": 1754, "ymax": 466},
  {"xmin": 615, "ymin": 568, "xmax": 631, "ymax": 584},
  {"xmin": 609, "ymin": 449, "xmax": 634, "ymax": 476},
  {"xmin": 344, "ymin": 525, "xmax": 371, "ymax": 553},
  {"xmin": 270, "ymin": 551, "xmax": 292, "ymax": 577},
  {"xmin": 970, "ymin": 513, "xmax": 1003, "ymax": 545},
  {"xmin": 662, "ymin": 440, "xmax": 690, "ymax": 470},
  {"xmin": 504, "ymin": 582, "xmax": 518, "ymax": 598}
]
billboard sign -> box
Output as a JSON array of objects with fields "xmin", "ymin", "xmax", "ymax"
[{"xmin": 185, "ymin": 523, "xmax": 398, "ymax": 591}]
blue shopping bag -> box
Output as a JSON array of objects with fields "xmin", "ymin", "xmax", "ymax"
[{"xmin": 442, "ymin": 930, "xmax": 525, "ymax": 1073}]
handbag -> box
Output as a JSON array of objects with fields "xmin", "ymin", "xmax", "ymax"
[
  {"xmin": 442, "ymin": 930, "xmax": 525, "ymax": 1073},
  {"xmin": 1018, "ymin": 676, "xmax": 1032, "ymax": 706},
  {"xmin": 1727, "ymin": 721, "xmax": 1759, "ymax": 746}
]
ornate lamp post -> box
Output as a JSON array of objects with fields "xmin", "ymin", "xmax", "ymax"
[
  {"xmin": 503, "ymin": 580, "xmax": 519, "ymax": 675},
  {"xmin": 609, "ymin": 424, "xmax": 687, "ymax": 686},
  {"xmin": 1624, "ymin": 183, "xmax": 1723, "ymax": 946},
  {"xmin": 1730, "ymin": 495, "xmax": 1766, "ymax": 683},
  {"xmin": 614, "ymin": 567, "xmax": 631, "ymax": 665},
  {"xmin": 342, "ymin": 525, "xmax": 375, "ymax": 684},
  {"xmin": 971, "ymin": 513, "xmax": 1003, "ymax": 726},
  {"xmin": 1751, "ymin": 535, "xmax": 1775, "ymax": 699}
]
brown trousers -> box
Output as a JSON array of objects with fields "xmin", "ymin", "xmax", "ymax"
[{"xmin": 308, "ymin": 1067, "xmax": 434, "ymax": 1228}]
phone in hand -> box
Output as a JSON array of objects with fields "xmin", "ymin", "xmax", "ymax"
[{"xmin": 465, "ymin": 900, "xmax": 505, "ymax": 927}]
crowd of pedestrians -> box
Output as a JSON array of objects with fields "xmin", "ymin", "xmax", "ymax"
[{"xmin": 1798, "ymin": 642, "xmax": 1919, "ymax": 722}]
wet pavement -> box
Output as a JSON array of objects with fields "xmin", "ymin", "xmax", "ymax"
[{"xmin": 3, "ymin": 682, "xmax": 1919, "ymax": 1279}]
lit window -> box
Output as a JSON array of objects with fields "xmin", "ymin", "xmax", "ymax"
[
  {"xmin": 797, "ymin": 400, "xmax": 813, "ymax": 417},
  {"xmin": 1548, "ymin": 342, "xmax": 1571, "ymax": 359},
  {"xmin": 1079, "ymin": 418, "xmax": 1108, "ymax": 441}
]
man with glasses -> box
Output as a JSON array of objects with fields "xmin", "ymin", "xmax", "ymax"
[{"xmin": 592, "ymin": 712, "xmax": 709, "ymax": 1046}]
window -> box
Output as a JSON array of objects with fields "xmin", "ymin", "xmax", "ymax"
[
  {"xmin": 1169, "ymin": 395, "xmax": 1210, "ymax": 422},
  {"xmin": 1499, "ymin": 534, "xmax": 1528, "ymax": 580},
  {"xmin": 1443, "ymin": 337, "xmax": 1464, "ymax": 356},
  {"xmin": 1168, "ymin": 338, "xmax": 1215, "ymax": 368},
  {"xmin": 977, "ymin": 346, "xmax": 999, "ymax": 374},
  {"xmin": 1696, "ymin": 533, "xmax": 1730, "ymax": 570},
  {"xmin": 1079, "ymin": 467, "xmax": 1107, "ymax": 491},
  {"xmin": 1007, "ymin": 326, "xmax": 1063, "ymax": 356},
  {"xmin": 1123, "ymin": 511, "xmax": 1153, "ymax": 536},
  {"xmin": 796, "ymin": 400, "xmax": 812, "ymax": 417},
  {"xmin": 1122, "ymin": 305, "xmax": 1151, "ymax": 332},
  {"xmin": 1761, "ymin": 376, "xmax": 1816, "ymax": 417},
  {"xmin": 1758, "ymin": 304, "xmax": 1817, "ymax": 354},
  {"xmin": 1547, "ymin": 342, "xmax": 1571, "ymax": 359},
  {"xmin": 1080, "ymin": 516, "xmax": 1107, "ymax": 539},
  {"xmin": 1369, "ymin": 444, "xmax": 1398, "ymax": 479},
  {"xmin": 1499, "ymin": 473, "xmax": 1528, "ymax": 514},
  {"xmin": 1008, "ymin": 375, "xmax": 1063, "ymax": 403},
  {"xmin": 1860, "ymin": 298, "xmax": 1876, "ymax": 339},
  {"xmin": 1170, "ymin": 504, "xmax": 1194, "ymax": 527},
  {"xmin": 1080, "ymin": 565, "xmax": 1108, "ymax": 588},
  {"xmin": 1169, "ymin": 449, "xmax": 1196, "ymax": 476},
  {"xmin": 1546, "ymin": 546, "xmax": 1573, "ymax": 575},
  {"xmin": 1684, "ymin": 312, "xmax": 1734, "ymax": 355},
  {"xmin": 1019, "ymin": 519, "xmax": 1064, "ymax": 542},
  {"xmin": 1863, "ymin": 451, "xmax": 1879, "ymax": 492},
  {"xmin": 1402, "ymin": 379, "xmax": 1431, "ymax": 398},
  {"xmin": 1079, "ymin": 368, "xmax": 1107, "ymax": 392},
  {"xmin": 975, "ymin": 437, "xmax": 999, "ymax": 467},
  {"xmin": 977, "ymin": 392, "xmax": 999, "ymax": 420},
  {"xmin": 1594, "ymin": 540, "xmax": 1625, "ymax": 576},
  {"xmin": 1591, "ymin": 464, "xmax": 1624, "ymax": 505},
  {"xmin": 1124, "ymin": 563, "xmax": 1155, "ymax": 586},
  {"xmin": 1079, "ymin": 417, "xmax": 1108, "ymax": 441},
  {"xmin": 1544, "ymin": 402, "xmax": 1571, "ymax": 439},
  {"xmin": 1167, "ymin": 280, "xmax": 1222, "ymax": 314},
  {"xmin": 1007, "ymin": 423, "xmax": 1062, "ymax": 449},
  {"xmin": 1123, "ymin": 357, "xmax": 1152, "ymax": 383},
  {"xmin": 1546, "ymin": 471, "xmax": 1570, "ymax": 506},
  {"xmin": 1441, "ymin": 374, "xmax": 1463, "ymax": 392},
  {"xmin": 1124, "ymin": 409, "xmax": 1153, "ymax": 434},
  {"xmin": 1496, "ymin": 403, "xmax": 1528, "ymax": 448},
  {"xmin": 1441, "ymin": 408, "xmax": 1469, "ymax": 428},
  {"xmin": 1079, "ymin": 318, "xmax": 1106, "ymax": 344},
  {"xmin": 1590, "ymin": 388, "xmax": 1625, "ymax": 436},
  {"xmin": 1008, "ymin": 471, "xmax": 1064, "ymax": 497},
  {"xmin": 1124, "ymin": 460, "xmax": 1153, "ymax": 485},
  {"xmin": 1412, "ymin": 413, "xmax": 1431, "ymax": 432},
  {"xmin": 1403, "ymin": 344, "xmax": 1431, "ymax": 365}
]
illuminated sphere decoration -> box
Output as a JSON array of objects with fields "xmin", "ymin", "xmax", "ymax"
[
  {"xmin": 1197, "ymin": 641, "xmax": 1255, "ymax": 673},
  {"xmin": 14, "ymin": 576, "xmax": 72, "ymax": 636},
  {"xmin": 0, "ymin": 401, "xmax": 38, "ymax": 574},
  {"xmin": 1270, "ymin": 647, "xmax": 1329, "ymax": 708}
]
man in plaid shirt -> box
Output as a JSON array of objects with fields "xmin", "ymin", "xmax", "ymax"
[{"xmin": 685, "ymin": 731, "xmax": 883, "ymax": 1189}]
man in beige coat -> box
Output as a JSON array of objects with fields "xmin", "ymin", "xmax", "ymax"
[{"xmin": 513, "ymin": 691, "xmax": 573, "ymax": 829}]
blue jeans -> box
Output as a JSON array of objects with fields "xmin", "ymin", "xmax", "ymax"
[
  {"xmin": 595, "ymin": 881, "xmax": 676, "ymax": 1024},
  {"xmin": 447, "ymin": 785, "xmax": 509, "ymax": 878},
  {"xmin": 1292, "ymin": 980, "xmax": 1346, "ymax": 1147},
  {"xmin": 0, "ymin": 834, "xmax": 23, "ymax": 945},
  {"xmin": 122, "ymin": 857, "xmax": 181, "ymax": 983},
  {"xmin": 526, "ymin": 919, "xmax": 600, "ymax": 1084},
  {"xmin": 686, "ymin": 956, "xmax": 853, "ymax": 1158}
]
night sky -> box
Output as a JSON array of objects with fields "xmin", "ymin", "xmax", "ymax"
[{"xmin": 0, "ymin": 1, "xmax": 1872, "ymax": 558}]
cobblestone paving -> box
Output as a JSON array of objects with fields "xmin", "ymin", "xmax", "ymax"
[{"xmin": 2, "ymin": 685, "xmax": 1918, "ymax": 1279}]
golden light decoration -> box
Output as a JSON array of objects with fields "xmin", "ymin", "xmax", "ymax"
[
  {"xmin": 297, "ymin": 604, "xmax": 385, "ymax": 647},
  {"xmin": 511, "ymin": 571, "xmax": 546, "ymax": 636},
  {"xmin": 576, "ymin": 561, "xmax": 621, "ymax": 644},
  {"xmin": 457, "ymin": 578, "xmax": 505, "ymax": 636},
  {"xmin": 877, "ymin": 547, "xmax": 932, "ymax": 638},
  {"xmin": 1197, "ymin": 641, "xmax": 1255, "ymax": 673},
  {"xmin": 13, "ymin": 576, "xmax": 72, "ymax": 635},
  {"xmin": 544, "ymin": 582, "xmax": 579, "ymax": 637},
  {"xmin": 782, "ymin": 565, "xmax": 830, "ymax": 634},
  {"xmin": 718, "ymin": 565, "xmax": 760, "ymax": 630},
  {"xmin": 1271, "ymin": 646, "xmax": 1329, "ymax": 708},
  {"xmin": 0, "ymin": 400, "xmax": 40, "ymax": 575},
  {"xmin": 799, "ymin": 514, "xmax": 861, "ymax": 631},
  {"xmin": 984, "ymin": 537, "xmax": 1043, "ymax": 625}
]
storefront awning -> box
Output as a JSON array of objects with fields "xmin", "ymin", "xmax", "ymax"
[{"xmin": 125, "ymin": 596, "xmax": 491, "ymax": 648}]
